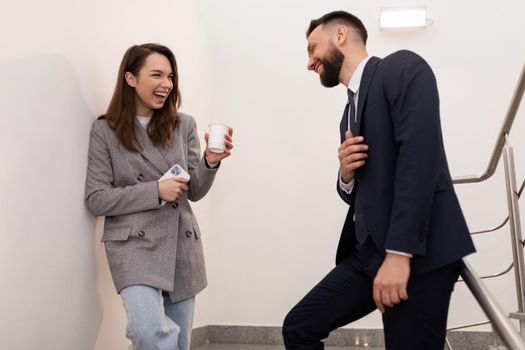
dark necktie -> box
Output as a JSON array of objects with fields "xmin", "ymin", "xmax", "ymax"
[
  {"xmin": 340, "ymin": 89, "xmax": 367, "ymax": 244},
  {"xmin": 350, "ymin": 90, "xmax": 367, "ymax": 243},
  {"xmin": 339, "ymin": 89, "xmax": 357, "ymax": 143},
  {"xmin": 348, "ymin": 89, "xmax": 358, "ymax": 136}
]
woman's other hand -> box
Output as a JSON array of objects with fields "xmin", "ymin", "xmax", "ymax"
[{"xmin": 158, "ymin": 178, "xmax": 189, "ymax": 202}]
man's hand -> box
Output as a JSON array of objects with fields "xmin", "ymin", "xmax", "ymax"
[
  {"xmin": 373, "ymin": 253, "xmax": 410, "ymax": 313},
  {"xmin": 338, "ymin": 131, "xmax": 368, "ymax": 183}
]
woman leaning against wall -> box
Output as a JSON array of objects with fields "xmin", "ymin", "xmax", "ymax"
[{"xmin": 85, "ymin": 43, "xmax": 233, "ymax": 350}]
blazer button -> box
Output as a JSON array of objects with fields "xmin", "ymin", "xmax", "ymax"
[
  {"xmin": 185, "ymin": 230, "xmax": 193, "ymax": 238},
  {"xmin": 138, "ymin": 230, "xmax": 145, "ymax": 238},
  {"xmin": 172, "ymin": 202, "xmax": 179, "ymax": 209},
  {"xmin": 137, "ymin": 173, "xmax": 144, "ymax": 181}
]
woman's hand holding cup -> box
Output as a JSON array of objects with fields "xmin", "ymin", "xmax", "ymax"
[{"xmin": 205, "ymin": 123, "xmax": 234, "ymax": 164}]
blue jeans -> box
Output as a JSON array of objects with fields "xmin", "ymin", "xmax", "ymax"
[{"xmin": 120, "ymin": 285, "xmax": 195, "ymax": 350}]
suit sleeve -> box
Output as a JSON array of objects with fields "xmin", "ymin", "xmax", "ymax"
[
  {"xmin": 85, "ymin": 121, "xmax": 161, "ymax": 217},
  {"xmin": 383, "ymin": 51, "xmax": 442, "ymax": 256},
  {"xmin": 186, "ymin": 116, "xmax": 218, "ymax": 201},
  {"xmin": 336, "ymin": 172, "xmax": 354, "ymax": 205}
]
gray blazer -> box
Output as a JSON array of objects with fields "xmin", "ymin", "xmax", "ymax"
[{"xmin": 85, "ymin": 112, "xmax": 217, "ymax": 302}]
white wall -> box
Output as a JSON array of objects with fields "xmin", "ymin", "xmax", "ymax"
[
  {"xmin": 0, "ymin": 1, "xmax": 213, "ymax": 349},
  {"xmin": 1, "ymin": 0, "xmax": 524, "ymax": 349},
  {"xmin": 200, "ymin": 0, "xmax": 525, "ymax": 330}
]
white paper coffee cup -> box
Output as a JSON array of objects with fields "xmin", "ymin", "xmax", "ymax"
[{"xmin": 208, "ymin": 123, "xmax": 229, "ymax": 153}]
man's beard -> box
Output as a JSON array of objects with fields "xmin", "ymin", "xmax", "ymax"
[{"xmin": 319, "ymin": 44, "xmax": 344, "ymax": 88}]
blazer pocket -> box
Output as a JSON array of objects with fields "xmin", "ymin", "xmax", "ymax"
[
  {"xmin": 192, "ymin": 227, "xmax": 200, "ymax": 240},
  {"xmin": 434, "ymin": 175, "xmax": 450, "ymax": 193},
  {"xmin": 191, "ymin": 216, "xmax": 201, "ymax": 239},
  {"xmin": 101, "ymin": 225, "xmax": 133, "ymax": 242}
]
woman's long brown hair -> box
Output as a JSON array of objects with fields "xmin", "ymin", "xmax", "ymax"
[{"xmin": 105, "ymin": 43, "xmax": 181, "ymax": 152}]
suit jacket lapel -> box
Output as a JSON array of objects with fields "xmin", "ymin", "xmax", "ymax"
[
  {"xmin": 163, "ymin": 125, "xmax": 185, "ymax": 167},
  {"xmin": 340, "ymin": 102, "xmax": 350, "ymax": 144},
  {"xmin": 356, "ymin": 57, "xmax": 380, "ymax": 135},
  {"xmin": 134, "ymin": 119, "xmax": 170, "ymax": 175}
]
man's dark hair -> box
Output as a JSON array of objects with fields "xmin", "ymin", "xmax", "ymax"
[{"xmin": 306, "ymin": 11, "xmax": 368, "ymax": 45}]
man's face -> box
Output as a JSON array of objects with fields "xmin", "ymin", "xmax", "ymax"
[{"xmin": 307, "ymin": 26, "xmax": 344, "ymax": 87}]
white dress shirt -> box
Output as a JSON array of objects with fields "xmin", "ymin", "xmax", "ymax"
[{"xmin": 339, "ymin": 57, "xmax": 371, "ymax": 194}]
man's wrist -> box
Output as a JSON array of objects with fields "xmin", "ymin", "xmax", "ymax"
[
  {"xmin": 385, "ymin": 251, "xmax": 412, "ymax": 260},
  {"xmin": 341, "ymin": 173, "xmax": 353, "ymax": 184},
  {"xmin": 339, "ymin": 177, "xmax": 355, "ymax": 194}
]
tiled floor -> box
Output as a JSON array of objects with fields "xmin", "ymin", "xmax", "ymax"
[{"xmin": 192, "ymin": 344, "xmax": 383, "ymax": 350}]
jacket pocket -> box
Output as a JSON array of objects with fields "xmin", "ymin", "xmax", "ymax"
[
  {"xmin": 191, "ymin": 216, "xmax": 201, "ymax": 239},
  {"xmin": 434, "ymin": 175, "xmax": 450, "ymax": 193},
  {"xmin": 101, "ymin": 225, "xmax": 133, "ymax": 242}
]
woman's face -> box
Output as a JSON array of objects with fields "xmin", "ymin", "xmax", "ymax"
[{"xmin": 126, "ymin": 52, "xmax": 174, "ymax": 117}]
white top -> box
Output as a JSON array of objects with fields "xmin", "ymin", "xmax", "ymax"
[{"xmin": 136, "ymin": 116, "xmax": 152, "ymax": 128}]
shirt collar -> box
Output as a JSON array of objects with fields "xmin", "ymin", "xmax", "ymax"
[{"xmin": 347, "ymin": 56, "xmax": 371, "ymax": 94}]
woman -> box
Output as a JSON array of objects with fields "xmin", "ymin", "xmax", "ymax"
[{"xmin": 85, "ymin": 43, "xmax": 233, "ymax": 350}]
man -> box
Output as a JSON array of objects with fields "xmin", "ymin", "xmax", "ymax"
[{"xmin": 282, "ymin": 11, "xmax": 475, "ymax": 350}]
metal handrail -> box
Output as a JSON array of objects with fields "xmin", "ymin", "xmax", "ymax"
[
  {"xmin": 460, "ymin": 260, "xmax": 525, "ymax": 349},
  {"xmin": 453, "ymin": 62, "xmax": 525, "ymax": 184},
  {"xmin": 456, "ymin": 177, "xmax": 524, "ymax": 284},
  {"xmin": 449, "ymin": 245, "xmax": 521, "ymax": 336},
  {"xmin": 448, "ymin": 321, "xmax": 491, "ymax": 332},
  {"xmin": 470, "ymin": 178, "xmax": 524, "ymax": 235},
  {"xmin": 459, "ymin": 261, "xmax": 514, "ymax": 283},
  {"xmin": 447, "ymin": 61, "xmax": 525, "ymax": 349},
  {"xmin": 472, "ymin": 217, "xmax": 509, "ymax": 235}
]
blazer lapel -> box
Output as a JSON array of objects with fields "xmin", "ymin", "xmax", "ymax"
[
  {"xmin": 134, "ymin": 119, "xmax": 170, "ymax": 175},
  {"xmin": 356, "ymin": 57, "xmax": 380, "ymax": 134}
]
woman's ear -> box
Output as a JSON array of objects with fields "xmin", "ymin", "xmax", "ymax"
[{"xmin": 124, "ymin": 72, "xmax": 137, "ymax": 87}]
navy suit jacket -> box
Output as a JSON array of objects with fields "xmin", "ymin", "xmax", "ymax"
[{"xmin": 336, "ymin": 50, "xmax": 475, "ymax": 276}]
